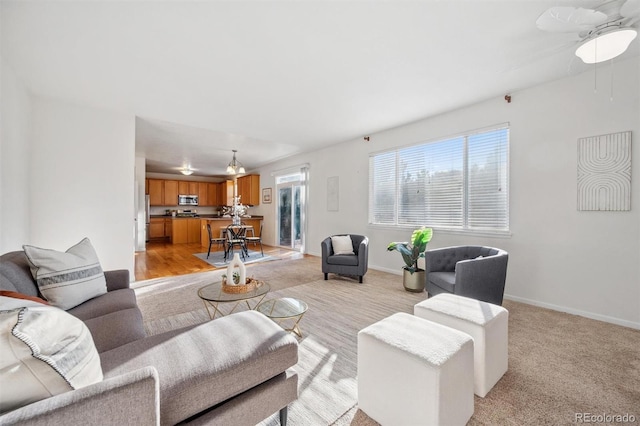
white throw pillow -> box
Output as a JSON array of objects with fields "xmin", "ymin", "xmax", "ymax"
[
  {"xmin": 331, "ymin": 235, "xmax": 354, "ymax": 255},
  {"xmin": 23, "ymin": 238, "xmax": 107, "ymax": 310},
  {"xmin": 0, "ymin": 297, "xmax": 103, "ymax": 414}
]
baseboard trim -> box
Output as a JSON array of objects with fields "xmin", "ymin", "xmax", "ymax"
[
  {"xmin": 308, "ymin": 252, "xmax": 639, "ymax": 330},
  {"xmin": 504, "ymin": 294, "xmax": 640, "ymax": 330}
]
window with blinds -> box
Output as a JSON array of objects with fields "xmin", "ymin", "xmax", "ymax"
[{"xmin": 369, "ymin": 125, "xmax": 509, "ymax": 232}]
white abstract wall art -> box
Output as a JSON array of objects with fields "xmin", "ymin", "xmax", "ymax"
[{"xmin": 577, "ymin": 131, "xmax": 631, "ymax": 211}]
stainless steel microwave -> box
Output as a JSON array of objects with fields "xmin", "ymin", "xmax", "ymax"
[{"xmin": 178, "ymin": 195, "xmax": 198, "ymax": 206}]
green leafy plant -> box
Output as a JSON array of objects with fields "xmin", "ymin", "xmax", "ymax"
[{"xmin": 387, "ymin": 227, "xmax": 433, "ymax": 274}]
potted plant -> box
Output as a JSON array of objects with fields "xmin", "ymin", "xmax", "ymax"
[{"xmin": 387, "ymin": 227, "xmax": 433, "ymax": 292}]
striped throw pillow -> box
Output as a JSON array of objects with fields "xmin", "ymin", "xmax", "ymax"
[{"xmin": 23, "ymin": 238, "xmax": 107, "ymax": 310}]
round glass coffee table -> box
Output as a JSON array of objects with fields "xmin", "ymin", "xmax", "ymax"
[
  {"xmin": 198, "ymin": 281, "xmax": 270, "ymax": 320},
  {"xmin": 256, "ymin": 297, "xmax": 308, "ymax": 338}
]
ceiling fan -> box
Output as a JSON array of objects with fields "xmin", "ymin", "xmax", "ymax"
[{"xmin": 536, "ymin": 0, "xmax": 640, "ymax": 63}]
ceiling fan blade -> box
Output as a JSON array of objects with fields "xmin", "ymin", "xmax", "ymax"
[
  {"xmin": 536, "ymin": 6, "xmax": 609, "ymax": 32},
  {"xmin": 620, "ymin": 0, "xmax": 640, "ymax": 18}
]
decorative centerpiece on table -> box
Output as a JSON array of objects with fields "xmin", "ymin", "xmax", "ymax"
[
  {"xmin": 221, "ymin": 252, "xmax": 263, "ymax": 293},
  {"xmin": 387, "ymin": 227, "xmax": 433, "ymax": 292},
  {"xmin": 231, "ymin": 196, "xmax": 247, "ymax": 226}
]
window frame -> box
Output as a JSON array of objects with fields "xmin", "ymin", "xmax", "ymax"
[{"xmin": 368, "ymin": 123, "xmax": 511, "ymax": 237}]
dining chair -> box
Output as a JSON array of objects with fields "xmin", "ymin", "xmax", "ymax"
[
  {"xmin": 225, "ymin": 224, "xmax": 248, "ymax": 261},
  {"xmin": 206, "ymin": 224, "xmax": 226, "ymax": 259},
  {"xmin": 245, "ymin": 223, "xmax": 263, "ymax": 256}
]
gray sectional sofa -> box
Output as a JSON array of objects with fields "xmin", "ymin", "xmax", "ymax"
[{"xmin": 0, "ymin": 250, "xmax": 299, "ymax": 425}]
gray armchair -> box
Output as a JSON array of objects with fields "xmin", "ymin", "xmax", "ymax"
[
  {"xmin": 321, "ymin": 235, "xmax": 369, "ymax": 283},
  {"xmin": 425, "ymin": 246, "xmax": 508, "ymax": 305}
]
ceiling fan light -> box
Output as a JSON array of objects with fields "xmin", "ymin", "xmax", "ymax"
[{"xmin": 576, "ymin": 28, "xmax": 638, "ymax": 64}]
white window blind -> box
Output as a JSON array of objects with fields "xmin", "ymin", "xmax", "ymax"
[{"xmin": 369, "ymin": 125, "xmax": 509, "ymax": 232}]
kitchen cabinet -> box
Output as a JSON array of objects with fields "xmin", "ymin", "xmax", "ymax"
[
  {"xmin": 198, "ymin": 183, "xmax": 208, "ymax": 206},
  {"xmin": 220, "ymin": 180, "xmax": 234, "ymax": 206},
  {"xmin": 164, "ymin": 180, "xmax": 178, "ymax": 206},
  {"xmin": 148, "ymin": 180, "xmax": 164, "ymax": 206},
  {"xmin": 207, "ymin": 183, "xmax": 219, "ymax": 206},
  {"xmin": 237, "ymin": 175, "xmax": 260, "ymax": 206},
  {"xmin": 199, "ymin": 218, "xmax": 263, "ymax": 248},
  {"xmin": 148, "ymin": 178, "xmax": 224, "ymax": 206},
  {"xmin": 171, "ymin": 218, "xmax": 201, "ymax": 244},
  {"xmin": 178, "ymin": 181, "xmax": 198, "ymax": 195},
  {"xmin": 164, "ymin": 218, "xmax": 172, "ymax": 239},
  {"xmin": 149, "ymin": 218, "xmax": 167, "ymax": 239},
  {"xmin": 148, "ymin": 179, "xmax": 179, "ymax": 206},
  {"xmin": 199, "ymin": 182, "xmax": 220, "ymax": 207}
]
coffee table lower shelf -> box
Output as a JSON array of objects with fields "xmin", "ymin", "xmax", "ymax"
[{"xmin": 256, "ymin": 297, "xmax": 308, "ymax": 338}]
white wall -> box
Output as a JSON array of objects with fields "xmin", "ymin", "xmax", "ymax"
[
  {"xmin": 256, "ymin": 56, "xmax": 640, "ymax": 329},
  {"xmin": 134, "ymin": 155, "xmax": 146, "ymax": 251},
  {"xmin": 30, "ymin": 98, "xmax": 136, "ymax": 274},
  {"xmin": 0, "ymin": 57, "xmax": 32, "ymax": 252}
]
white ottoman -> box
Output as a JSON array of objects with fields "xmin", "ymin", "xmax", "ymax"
[
  {"xmin": 357, "ymin": 312, "xmax": 474, "ymax": 426},
  {"xmin": 414, "ymin": 294, "xmax": 509, "ymax": 397}
]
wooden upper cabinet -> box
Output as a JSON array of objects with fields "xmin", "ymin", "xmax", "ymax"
[
  {"xmin": 198, "ymin": 183, "xmax": 209, "ymax": 206},
  {"xmin": 207, "ymin": 183, "xmax": 219, "ymax": 206},
  {"xmin": 148, "ymin": 179, "xmax": 164, "ymax": 206},
  {"xmin": 148, "ymin": 178, "xmax": 221, "ymax": 206},
  {"xmin": 237, "ymin": 175, "xmax": 260, "ymax": 205},
  {"xmin": 220, "ymin": 180, "xmax": 234, "ymax": 206},
  {"xmin": 164, "ymin": 180, "xmax": 178, "ymax": 206}
]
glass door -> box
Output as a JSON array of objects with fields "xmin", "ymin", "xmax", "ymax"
[{"xmin": 276, "ymin": 173, "xmax": 305, "ymax": 251}]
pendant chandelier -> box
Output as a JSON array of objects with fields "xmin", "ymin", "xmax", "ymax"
[{"xmin": 226, "ymin": 150, "xmax": 245, "ymax": 175}]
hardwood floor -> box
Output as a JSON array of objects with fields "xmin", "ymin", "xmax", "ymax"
[{"xmin": 134, "ymin": 241, "xmax": 306, "ymax": 281}]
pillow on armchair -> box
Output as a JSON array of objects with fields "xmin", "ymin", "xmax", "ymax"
[
  {"xmin": 331, "ymin": 235, "xmax": 354, "ymax": 255},
  {"xmin": 0, "ymin": 296, "xmax": 103, "ymax": 413}
]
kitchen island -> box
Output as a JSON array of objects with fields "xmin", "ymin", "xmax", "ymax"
[
  {"xmin": 153, "ymin": 215, "xmax": 263, "ymax": 245},
  {"xmin": 198, "ymin": 217, "xmax": 263, "ymax": 248}
]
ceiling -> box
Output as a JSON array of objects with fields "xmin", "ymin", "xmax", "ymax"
[{"xmin": 2, "ymin": 1, "xmax": 638, "ymax": 176}]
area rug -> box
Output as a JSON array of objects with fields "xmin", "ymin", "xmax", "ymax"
[
  {"xmin": 193, "ymin": 249, "xmax": 274, "ymax": 267},
  {"xmin": 134, "ymin": 257, "xmax": 640, "ymax": 426}
]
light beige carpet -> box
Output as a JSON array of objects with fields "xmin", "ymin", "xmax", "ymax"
[{"xmin": 134, "ymin": 256, "xmax": 640, "ymax": 425}]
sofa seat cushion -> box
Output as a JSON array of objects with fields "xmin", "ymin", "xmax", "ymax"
[
  {"xmin": 100, "ymin": 310, "xmax": 298, "ymax": 426},
  {"xmin": 429, "ymin": 271, "xmax": 456, "ymax": 293},
  {"xmin": 327, "ymin": 254, "xmax": 358, "ymax": 266},
  {"xmin": 83, "ymin": 308, "xmax": 146, "ymax": 354},
  {"xmin": 68, "ymin": 288, "xmax": 138, "ymax": 321}
]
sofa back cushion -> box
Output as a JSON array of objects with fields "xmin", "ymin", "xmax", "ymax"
[
  {"xmin": 0, "ymin": 251, "xmax": 39, "ymax": 296},
  {"xmin": 0, "ymin": 296, "xmax": 103, "ymax": 414},
  {"xmin": 23, "ymin": 238, "xmax": 107, "ymax": 310}
]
